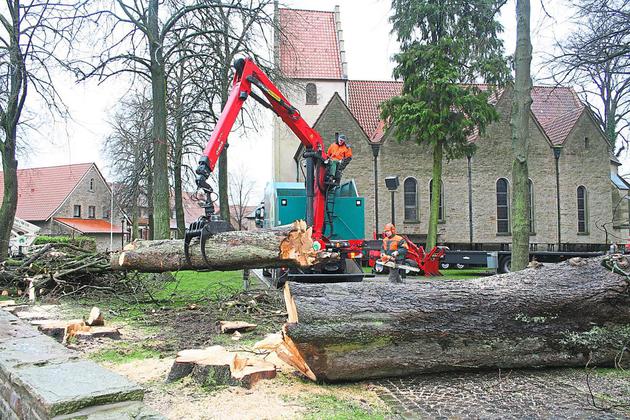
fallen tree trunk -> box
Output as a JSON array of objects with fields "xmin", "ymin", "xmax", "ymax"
[
  {"xmin": 112, "ymin": 220, "xmax": 319, "ymax": 272},
  {"xmin": 281, "ymin": 256, "xmax": 630, "ymax": 382}
]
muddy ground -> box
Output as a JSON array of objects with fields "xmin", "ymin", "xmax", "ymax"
[{"xmin": 28, "ymin": 277, "xmax": 630, "ymax": 420}]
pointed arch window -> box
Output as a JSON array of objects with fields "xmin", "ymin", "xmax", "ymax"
[
  {"xmin": 528, "ymin": 179, "xmax": 535, "ymax": 234},
  {"xmin": 429, "ymin": 179, "xmax": 444, "ymax": 222},
  {"xmin": 496, "ymin": 178, "xmax": 510, "ymax": 234},
  {"xmin": 577, "ymin": 186, "xmax": 588, "ymax": 233},
  {"xmin": 404, "ymin": 177, "xmax": 418, "ymax": 222},
  {"xmin": 305, "ymin": 83, "xmax": 317, "ymax": 105}
]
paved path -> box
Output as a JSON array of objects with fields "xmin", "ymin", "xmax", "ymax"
[{"xmin": 373, "ymin": 368, "xmax": 630, "ymax": 419}]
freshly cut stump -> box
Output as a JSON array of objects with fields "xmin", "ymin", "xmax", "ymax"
[
  {"xmin": 112, "ymin": 220, "xmax": 320, "ymax": 272},
  {"xmin": 280, "ymin": 256, "xmax": 630, "ymax": 382},
  {"xmin": 167, "ymin": 345, "xmax": 276, "ymax": 388},
  {"xmin": 216, "ymin": 320, "xmax": 257, "ymax": 334}
]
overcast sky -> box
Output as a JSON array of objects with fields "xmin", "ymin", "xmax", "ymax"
[{"xmin": 20, "ymin": 0, "xmax": 617, "ymax": 202}]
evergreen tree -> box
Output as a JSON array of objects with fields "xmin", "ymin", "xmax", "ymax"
[{"xmin": 382, "ymin": 0, "xmax": 510, "ymax": 248}]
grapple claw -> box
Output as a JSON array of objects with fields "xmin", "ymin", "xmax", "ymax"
[{"xmin": 184, "ymin": 216, "xmax": 234, "ymax": 267}]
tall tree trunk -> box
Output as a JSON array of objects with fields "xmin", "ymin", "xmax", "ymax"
[
  {"xmin": 426, "ymin": 139, "xmax": 443, "ymax": 249},
  {"xmin": 148, "ymin": 0, "xmax": 171, "ymax": 240},
  {"xmin": 510, "ymin": 0, "xmax": 533, "ymax": 271},
  {"xmin": 218, "ymin": 86, "xmax": 231, "ymax": 224},
  {"xmin": 146, "ymin": 148, "xmax": 155, "ymax": 241},
  {"xmin": 173, "ymin": 65, "xmax": 186, "ymax": 239},
  {"xmin": 0, "ymin": 7, "xmax": 25, "ymax": 262}
]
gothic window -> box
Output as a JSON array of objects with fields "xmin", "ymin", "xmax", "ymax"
[
  {"xmin": 528, "ymin": 179, "xmax": 535, "ymax": 234},
  {"xmin": 305, "ymin": 83, "xmax": 317, "ymax": 105},
  {"xmin": 577, "ymin": 186, "xmax": 588, "ymax": 233},
  {"xmin": 496, "ymin": 178, "xmax": 510, "ymax": 234},
  {"xmin": 429, "ymin": 179, "xmax": 444, "ymax": 221},
  {"xmin": 73, "ymin": 205, "xmax": 81, "ymax": 218},
  {"xmin": 404, "ymin": 177, "xmax": 418, "ymax": 222}
]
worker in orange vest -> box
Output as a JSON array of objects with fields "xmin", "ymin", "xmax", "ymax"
[
  {"xmin": 381, "ymin": 223, "xmax": 408, "ymax": 283},
  {"xmin": 326, "ymin": 133, "xmax": 353, "ymax": 184}
]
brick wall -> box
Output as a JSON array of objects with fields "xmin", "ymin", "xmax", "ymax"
[{"xmin": 313, "ymin": 89, "xmax": 618, "ymax": 248}]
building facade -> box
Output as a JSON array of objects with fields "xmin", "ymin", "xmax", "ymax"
[
  {"xmin": 0, "ymin": 163, "xmax": 127, "ymax": 251},
  {"xmin": 274, "ymin": 6, "xmax": 630, "ymax": 250}
]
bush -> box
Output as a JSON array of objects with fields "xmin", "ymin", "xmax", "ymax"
[{"xmin": 34, "ymin": 235, "xmax": 96, "ymax": 251}]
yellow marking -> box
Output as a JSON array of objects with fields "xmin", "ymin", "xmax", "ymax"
[{"xmin": 267, "ymin": 90, "xmax": 281, "ymax": 101}]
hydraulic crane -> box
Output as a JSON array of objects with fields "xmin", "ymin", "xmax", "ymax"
[{"xmin": 185, "ymin": 58, "xmax": 361, "ymax": 281}]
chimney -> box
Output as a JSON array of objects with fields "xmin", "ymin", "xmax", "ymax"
[{"xmin": 334, "ymin": 5, "xmax": 348, "ymax": 79}]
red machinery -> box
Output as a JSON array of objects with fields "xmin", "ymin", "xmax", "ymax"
[
  {"xmin": 368, "ymin": 234, "xmax": 445, "ymax": 277},
  {"xmin": 186, "ymin": 58, "xmax": 363, "ymax": 282}
]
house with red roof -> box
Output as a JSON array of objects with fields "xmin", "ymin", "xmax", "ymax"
[
  {"xmin": 275, "ymin": 6, "xmax": 629, "ymax": 251},
  {"xmin": 0, "ymin": 163, "xmax": 127, "ymax": 251}
]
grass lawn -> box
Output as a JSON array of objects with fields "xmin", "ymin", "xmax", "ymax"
[{"xmin": 155, "ymin": 270, "xmax": 244, "ymax": 303}]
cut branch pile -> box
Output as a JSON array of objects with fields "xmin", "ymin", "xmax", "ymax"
[
  {"xmin": 278, "ymin": 256, "xmax": 630, "ymax": 382},
  {"xmin": 0, "ymin": 243, "xmax": 123, "ymax": 297}
]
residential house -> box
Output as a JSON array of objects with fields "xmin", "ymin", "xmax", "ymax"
[{"xmin": 0, "ymin": 163, "xmax": 127, "ymax": 251}]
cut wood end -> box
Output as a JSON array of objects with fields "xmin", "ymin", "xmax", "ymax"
[
  {"xmin": 284, "ymin": 283, "xmax": 298, "ymax": 323},
  {"xmin": 216, "ymin": 320, "xmax": 257, "ymax": 334},
  {"xmin": 276, "ymin": 330, "xmax": 316, "ymax": 381},
  {"xmin": 253, "ymin": 333, "xmax": 284, "ymax": 351}
]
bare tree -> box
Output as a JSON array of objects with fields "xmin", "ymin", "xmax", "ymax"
[
  {"xmin": 551, "ymin": 8, "xmax": 630, "ymax": 154},
  {"xmin": 0, "ymin": 0, "xmax": 76, "ymax": 260},
  {"xmin": 104, "ymin": 92, "xmax": 153, "ymax": 240},
  {"xmin": 228, "ymin": 167, "xmax": 254, "ymax": 231}
]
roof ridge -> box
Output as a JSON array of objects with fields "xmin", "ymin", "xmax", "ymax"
[
  {"xmin": 278, "ymin": 7, "xmax": 335, "ymax": 14},
  {"xmin": 16, "ymin": 162, "xmax": 94, "ymax": 171}
]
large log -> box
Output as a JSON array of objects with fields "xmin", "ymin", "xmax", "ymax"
[
  {"xmin": 112, "ymin": 220, "xmax": 319, "ymax": 272},
  {"xmin": 281, "ymin": 256, "xmax": 630, "ymax": 382}
]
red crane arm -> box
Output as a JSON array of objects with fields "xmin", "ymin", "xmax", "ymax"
[
  {"xmin": 200, "ymin": 58, "xmax": 325, "ymax": 171},
  {"xmin": 195, "ymin": 58, "xmax": 328, "ymax": 239}
]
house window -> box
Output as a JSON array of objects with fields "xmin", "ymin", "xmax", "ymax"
[
  {"xmin": 102, "ymin": 206, "xmax": 110, "ymax": 219},
  {"xmin": 496, "ymin": 178, "xmax": 510, "ymax": 234},
  {"xmin": 305, "ymin": 83, "xmax": 317, "ymax": 105},
  {"xmin": 528, "ymin": 179, "xmax": 535, "ymax": 234},
  {"xmin": 89, "ymin": 178, "xmax": 94, "ymax": 192},
  {"xmin": 88, "ymin": 206, "xmax": 96, "ymax": 219},
  {"xmin": 584, "ymin": 137, "xmax": 589, "ymax": 149},
  {"xmin": 73, "ymin": 205, "xmax": 81, "ymax": 218},
  {"xmin": 577, "ymin": 186, "xmax": 588, "ymax": 233},
  {"xmin": 403, "ymin": 177, "xmax": 418, "ymax": 222},
  {"xmin": 429, "ymin": 179, "xmax": 444, "ymax": 222}
]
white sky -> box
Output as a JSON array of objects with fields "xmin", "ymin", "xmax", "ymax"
[{"xmin": 18, "ymin": 0, "xmax": 622, "ymax": 202}]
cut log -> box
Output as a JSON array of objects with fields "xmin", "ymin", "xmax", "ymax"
[
  {"xmin": 0, "ymin": 300, "xmax": 16, "ymax": 308},
  {"xmin": 86, "ymin": 306, "xmax": 104, "ymax": 326},
  {"xmin": 216, "ymin": 320, "xmax": 257, "ymax": 334},
  {"xmin": 281, "ymin": 256, "xmax": 630, "ymax": 382},
  {"xmin": 112, "ymin": 220, "xmax": 320, "ymax": 272},
  {"xmin": 166, "ymin": 345, "xmax": 276, "ymax": 388}
]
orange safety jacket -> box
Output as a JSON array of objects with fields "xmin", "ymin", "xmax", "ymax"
[
  {"xmin": 327, "ymin": 142, "xmax": 353, "ymax": 160},
  {"xmin": 381, "ymin": 234, "xmax": 408, "ymax": 259}
]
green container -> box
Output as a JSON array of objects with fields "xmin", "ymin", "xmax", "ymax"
[{"xmin": 264, "ymin": 181, "xmax": 364, "ymax": 240}]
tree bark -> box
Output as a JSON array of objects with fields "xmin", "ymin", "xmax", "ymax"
[
  {"xmin": 148, "ymin": 0, "xmax": 171, "ymax": 240},
  {"xmin": 510, "ymin": 0, "xmax": 533, "ymax": 271},
  {"xmin": 426, "ymin": 139, "xmax": 443, "ymax": 249},
  {"xmin": 111, "ymin": 220, "xmax": 320, "ymax": 272},
  {"xmin": 281, "ymin": 256, "xmax": 630, "ymax": 382}
]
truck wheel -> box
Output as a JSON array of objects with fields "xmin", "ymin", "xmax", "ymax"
[
  {"xmin": 440, "ymin": 263, "xmax": 450, "ymax": 269},
  {"xmin": 500, "ymin": 256, "xmax": 511, "ymax": 273},
  {"xmin": 456, "ymin": 264, "xmax": 465, "ymax": 269}
]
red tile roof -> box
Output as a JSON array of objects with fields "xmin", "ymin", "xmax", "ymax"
[
  {"xmin": 278, "ymin": 8, "xmax": 343, "ymax": 79},
  {"xmin": 54, "ymin": 218, "xmax": 122, "ymax": 233},
  {"xmin": 0, "ymin": 163, "xmax": 93, "ymax": 221},
  {"xmin": 347, "ymin": 81, "xmax": 585, "ymax": 145}
]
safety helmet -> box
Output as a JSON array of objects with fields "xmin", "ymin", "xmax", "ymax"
[
  {"xmin": 337, "ymin": 134, "xmax": 347, "ymax": 144},
  {"xmin": 384, "ymin": 223, "xmax": 396, "ymax": 234}
]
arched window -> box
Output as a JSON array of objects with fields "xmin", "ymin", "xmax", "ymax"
[
  {"xmin": 429, "ymin": 179, "xmax": 444, "ymax": 221},
  {"xmin": 577, "ymin": 186, "xmax": 588, "ymax": 233},
  {"xmin": 404, "ymin": 177, "xmax": 418, "ymax": 222},
  {"xmin": 305, "ymin": 83, "xmax": 317, "ymax": 105},
  {"xmin": 89, "ymin": 178, "xmax": 94, "ymax": 192},
  {"xmin": 496, "ymin": 178, "xmax": 510, "ymax": 234},
  {"xmin": 528, "ymin": 179, "xmax": 534, "ymax": 234}
]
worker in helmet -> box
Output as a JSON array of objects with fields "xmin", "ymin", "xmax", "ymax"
[
  {"xmin": 380, "ymin": 223, "xmax": 408, "ymax": 283},
  {"xmin": 326, "ymin": 133, "xmax": 353, "ymax": 185}
]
